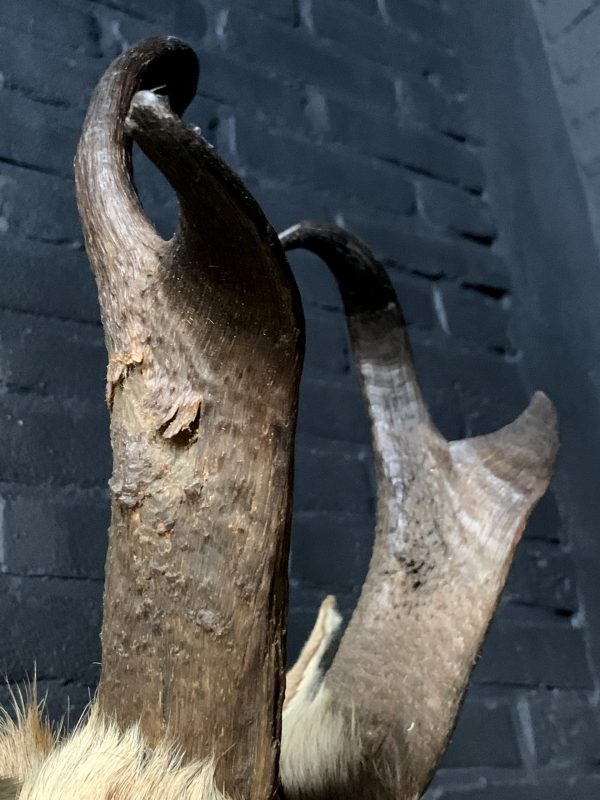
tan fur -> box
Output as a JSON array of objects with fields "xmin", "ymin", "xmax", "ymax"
[
  {"xmin": 0, "ymin": 691, "xmax": 54, "ymax": 783},
  {"xmin": 284, "ymin": 595, "xmax": 339, "ymax": 711},
  {"xmin": 281, "ymin": 597, "xmax": 362, "ymax": 798},
  {"xmin": 0, "ymin": 599, "xmax": 360, "ymax": 800},
  {"xmin": 0, "ymin": 705, "xmax": 227, "ymax": 800}
]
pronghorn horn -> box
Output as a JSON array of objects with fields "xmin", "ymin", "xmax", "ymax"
[
  {"xmin": 75, "ymin": 38, "xmax": 304, "ymax": 800},
  {"xmin": 281, "ymin": 221, "xmax": 558, "ymax": 799}
]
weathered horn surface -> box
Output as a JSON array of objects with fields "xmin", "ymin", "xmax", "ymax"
[
  {"xmin": 280, "ymin": 222, "xmax": 558, "ymax": 799},
  {"xmin": 75, "ymin": 37, "xmax": 304, "ymax": 800}
]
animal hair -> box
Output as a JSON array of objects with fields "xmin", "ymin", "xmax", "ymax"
[
  {"xmin": 282, "ymin": 596, "xmax": 362, "ymax": 799},
  {"xmin": 0, "ymin": 689, "xmax": 53, "ymax": 785},
  {"xmin": 0, "ymin": 598, "xmax": 361, "ymax": 800},
  {"xmin": 0, "ymin": 702, "xmax": 227, "ymax": 800}
]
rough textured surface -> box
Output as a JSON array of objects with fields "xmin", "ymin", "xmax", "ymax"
[
  {"xmin": 75, "ymin": 38, "xmax": 304, "ymax": 800},
  {"xmin": 282, "ymin": 223, "xmax": 557, "ymax": 799},
  {"xmin": 0, "ymin": 1, "xmax": 597, "ymax": 798},
  {"xmin": 532, "ymin": 0, "xmax": 600, "ymax": 256}
]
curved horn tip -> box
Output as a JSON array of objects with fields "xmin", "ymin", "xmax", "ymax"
[
  {"xmin": 121, "ymin": 36, "xmax": 199, "ymax": 117},
  {"xmin": 456, "ymin": 389, "xmax": 559, "ymax": 493},
  {"xmin": 125, "ymin": 89, "xmax": 171, "ymax": 134},
  {"xmin": 527, "ymin": 389, "xmax": 558, "ymax": 425},
  {"xmin": 508, "ymin": 390, "xmax": 559, "ymax": 464},
  {"xmin": 279, "ymin": 221, "xmax": 354, "ymax": 247}
]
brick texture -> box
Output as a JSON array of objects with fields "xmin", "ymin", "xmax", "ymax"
[
  {"xmin": 0, "ymin": 1, "xmax": 595, "ymax": 796},
  {"xmin": 533, "ymin": 0, "xmax": 600, "ymax": 254}
]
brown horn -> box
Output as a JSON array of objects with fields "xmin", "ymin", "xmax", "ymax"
[
  {"xmin": 75, "ymin": 38, "xmax": 304, "ymax": 800},
  {"xmin": 280, "ymin": 222, "xmax": 558, "ymax": 799}
]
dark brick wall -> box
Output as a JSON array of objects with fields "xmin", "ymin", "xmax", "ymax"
[
  {"xmin": 0, "ymin": 0, "xmax": 597, "ymax": 796},
  {"xmin": 447, "ymin": 1, "xmax": 600, "ymax": 797},
  {"xmin": 532, "ymin": 0, "xmax": 600, "ymax": 249}
]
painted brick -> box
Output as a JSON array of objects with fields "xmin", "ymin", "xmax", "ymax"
[
  {"xmin": 1, "ymin": 490, "xmax": 109, "ymax": 579},
  {"xmin": 0, "ymin": 0, "xmax": 101, "ymax": 57},
  {"xmin": 439, "ymin": 282, "xmax": 512, "ymax": 351},
  {"xmin": 303, "ymin": 308, "xmax": 352, "ymax": 376},
  {"xmin": 505, "ymin": 541, "xmax": 579, "ymax": 613},
  {"xmin": 326, "ymin": 98, "xmax": 484, "ymax": 190},
  {"xmin": 388, "ymin": 270, "xmax": 436, "ymax": 329},
  {"xmin": 234, "ymin": 118, "xmax": 416, "ymax": 214},
  {"xmin": 410, "ymin": 336, "xmax": 528, "ymax": 411},
  {"xmin": 0, "ymin": 90, "xmax": 80, "ymax": 177},
  {"xmin": 294, "ymin": 446, "xmax": 373, "ymax": 514},
  {"xmin": 0, "ymin": 574, "xmax": 102, "ymax": 681},
  {"xmin": 0, "ymin": 394, "xmax": 110, "ymax": 487},
  {"xmin": 386, "ymin": 0, "xmax": 451, "ymax": 49},
  {"xmin": 434, "ymin": 777, "xmax": 600, "ymax": 799},
  {"xmin": 312, "ymin": 0, "xmax": 463, "ymax": 94},
  {"xmin": 395, "ymin": 73, "xmax": 474, "ymax": 139},
  {"xmin": 224, "ymin": 9, "xmax": 396, "ymax": 112},
  {"xmin": 0, "ymin": 35, "xmax": 101, "ymax": 109},
  {"xmin": 190, "ymin": 51, "xmax": 306, "ymax": 131},
  {"xmin": 290, "ymin": 511, "xmax": 372, "ymax": 593},
  {"xmin": 552, "ymin": 4, "xmax": 600, "ymax": 82},
  {"xmin": 312, "ymin": 0, "xmax": 434, "ymax": 73},
  {"xmin": 90, "ymin": 4, "xmax": 154, "ymax": 61},
  {"xmin": 0, "ymin": 310, "xmax": 105, "ymax": 398},
  {"xmin": 0, "ymin": 240, "xmax": 100, "ymax": 322},
  {"xmin": 525, "ymin": 491, "xmax": 563, "ymax": 543},
  {"xmin": 287, "ymin": 248, "xmax": 344, "ymax": 311},
  {"xmin": 441, "ymin": 699, "xmax": 521, "ymax": 768},
  {"xmin": 253, "ymin": 182, "xmax": 333, "ymax": 233},
  {"xmin": 418, "ymin": 179, "xmax": 497, "ymax": 241},
  {"xmin": 473, "ymin": 621, "xmax": 594, "ymax": 689},
  {"xmin": 333, "ymin": 0, "xmax": 378, "ymax": 14},
  {"xmin": 0, "ymin": 162, "xmax": 81, "ymax": 243},
  {"xmin": 84, "ymin": 0, "xmax": 168, "ymax": 20},
  {"xmin": 0, "ymin": 0, "xmax": 587, "ymax": 783},
  {"xmin": 244, "ymin": 0, "xmax": 298, "ymax": 25},
  {"xmin": 298, "ymin": 377, "xmax": 370, "ymax": 444},
  {"xmin": 536, "ymin": 0, "xmax": 594, "ymax": 41},
  {"xmin": 528, "ymin": 690, "xmax": 600, "ymax": 767},
  {"xmin": 348, "ymin": 217, "xmax": 510, "ymax": 285}
]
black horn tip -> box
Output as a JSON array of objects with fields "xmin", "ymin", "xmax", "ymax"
[{"xmin": 131, "ymin": 36, "xmax": 199, "ymax": 117}]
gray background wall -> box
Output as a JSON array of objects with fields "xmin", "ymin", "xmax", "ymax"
[{"xmin": 0, "ymin": 0, "xmax": 598, "ymax": 797}]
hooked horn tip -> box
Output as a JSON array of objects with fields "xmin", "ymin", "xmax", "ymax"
[
  {"xmin": 453, "ymin": 389, "xmax": 559, "ymax": 499},
  {"xmin": 510, "ymin": 390, "xmax": 559, "ymax": 472},
  {"xmin": 128, "ymin": 36, "xmax": 199, "ymax": 117}
]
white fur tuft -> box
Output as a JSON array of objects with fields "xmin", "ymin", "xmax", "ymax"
[
  {"xmin": 281, "ymin": 596, "xmax": 362, "ymax": 797},
  {"xmin": 0, "ymin": 705, "xmax": 226, "ymax": 800},
  {"xmin": 0, "ymin": 597, "xmax": 361, "ymax": 799}
]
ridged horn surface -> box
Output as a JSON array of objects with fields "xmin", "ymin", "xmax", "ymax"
[
  {"xmin": 75, "ymin": 38, "xmax": 304, "ymax": 800},
  {"xmin": 281, "ymin": 221, "xmax": 558, "ymax": 799}
]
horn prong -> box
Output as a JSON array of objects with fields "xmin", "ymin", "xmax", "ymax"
[{"xmin": 280, "ymin": 222, "xmax": 558, "ymax": 799}]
